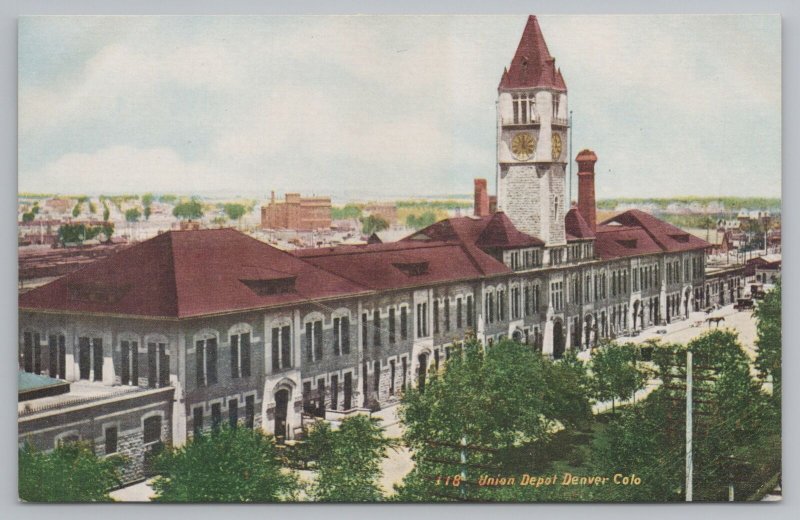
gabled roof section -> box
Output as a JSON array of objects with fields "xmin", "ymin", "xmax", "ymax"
[
  {"xmin": 295, "ymin": 240, "xmax": 509, "ymax": 290},
  {"xmin": 594, "ymin": 225, "xmax": 662, "ymax": 260},
  {"xmin": 498, "ymin": 15, "xmax": 566, "ymax": 91},
  {"xmin": 20, "ymin": 229, "xmax": 366, "ymax": 318},
  {"xmin": 565, "ymin": 208, "xmax": 595, "ymax": 239},
  {"xmin": 602, "ymin": 209, "xmax": 710, "ymax": 254},
  {"xmin": 476, "ymin": 212, "xmax": 545, "ymax": 249}
]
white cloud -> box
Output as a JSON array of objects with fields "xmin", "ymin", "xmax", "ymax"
[{"xmin": 23, "ymin": 145, "xmax": 216, "ymax": 194}]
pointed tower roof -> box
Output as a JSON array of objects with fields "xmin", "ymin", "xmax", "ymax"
[{"xmin": 498, "ymin": 15, "xmax": 566, "ymax": 91}]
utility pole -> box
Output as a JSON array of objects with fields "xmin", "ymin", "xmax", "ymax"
[{"xmin": 685, "ymin": 349, "xmax": 693, "ymax": 502}]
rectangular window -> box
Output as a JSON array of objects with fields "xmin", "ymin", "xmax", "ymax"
[
  {"xmin": 467, "ymin": 296, "xmax": 474, "ymax": 327},
  {"xmin": 362, "ymin": 312, "xmax": 368, "ymax": 347},
  {"xmin": 333, "ymin": 317, "xmax": 341, "ymax": 355},
  {"xmin": 331, "ymin": 375, "xmax": 339, "ymax": 410},
  {"xmin": 271, "ymin": 328, "xmax": 280, "ymax": 371},
  {"xmin": 23, "ymin": 332, "xmax": 33, "ymax": 373},
  {"xmin": 211, "ymin": 403, "xmax": 222, "ymax": 431},
  {"xmin": 400, "ymin": 307, "xmax": 408, "ymax": 340},
  {"xmin": 314, "ymin": 321, "xmax": 323, "ymax": 360},
  {"xmin": 231, "ymin": 334, "xmax": 240, "ymax": 379},
  {"xmin": 281, "ymin": 326, "xmax": 291, "ymax": 369},
  {"xmin": 193, "ymin": 406, "xmax": 204, "ymax": 435},
  {"xmin": 390, "ymin": 360, "xmax": 396, "ymax": 395},
  {"xmin": 444, "ymin": 299, "xmax": 450, "ymax": 332},
  {"xmin": 305, "ymin": 322, "xmax": 313, "ymax": 361},
  {"xmin": 144, "ymin": 416, "xmax": 162, "ymax": 444},
  {"xmin": 159, "ymin": 343, "xmax": 170, "ymax": 387},
  {"xmin": 245, "ymin": 395, "xmax": 255, "ymax": 429},
  {"xmin": 228, "ymin": 399, "xmax": 238, "ymax": 428},
  {"xmin": 341, "ymin": 317, "xmax": 350, "ymax": 354},
  {"xmin": 373, "ymin": 310, "xmax": 381, "ymax": 346},
  {"xmin": 92, "ymin": 338, "xmax": 103, "ymax": 381},
  {"xmin": 433, "ymin": 300, "xmax": 440, "ymax": 334},
  {"xmin": 456, "ymin": 298, "xmax": 463, "ymax": 328},
  {"xmin": 206, "ymin": 338, "xmax": 217, "ymax": 385},
  {"xmin": 104, "ymin": 426, "xmax": 118, "ymax": 454},
  {"xmin": 344, "ymin": 373, "xmax": 353, "ymax": 410},
  {"xmin": 240, "ymin": 333, "xmax": 251, "ymax": 378},
  {"xmin": 389, "ymin": 308, "xmax": 396, "ymax": 343},
  {"xmin": 402, "ymin": 356, "xmax": 408, "ymax": 390}
]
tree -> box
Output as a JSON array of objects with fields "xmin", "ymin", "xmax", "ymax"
[
  {"xmin": 360, "ymin": 215, "xmax": 389, "ymax": 235},
  {"xmin": 331, "ymin": 203, "xmax": 363, "ymax": 220},
  {"xmin": 305, "ymin": 415, "xmax": 396, "ymax": 502},
  {"xmin": 172, "ymin": 199, "xmax": 204, "ymax": 220},
  {"xmin": 589, "ymin": 342, "xmax": 645, "ymax": 414},
  {"xmin": 72, "ymin": 202, "xmax": 81, "ymax": 218},
  {"xmin": 754, "ymin": 281, "xmax": 781, "ymax": 406},
  {"xmin": 102, "ymin": 202, "xmax": 110, "ymax": 222},
  {"xmin": 405, "ymin": 211, "xmax": 437, "ymax": 230},
  {"xmin": 125, "ymin": 207, "xmax": 141, "ymax": 223},
  {"xmin": 142, "ymin": 193, "xmax": 154, "ymax": 220},
  {"xmin": 592, "ymin": 330, "xmax": 779, "ymax": 501},
  {"xmin": 396, "ymin": 339, "xmax": 592, "ymax": 501},
  {"xmin": 223, "ymin": 203, "xmax": 248, "ymax": 225},
  {"xmin": 152, "ymin": 426, "xmax": 299, "ymax": 502},
  {"xmin": 19, "ymin": 441, "xmax": 123, "ymax": 502}
]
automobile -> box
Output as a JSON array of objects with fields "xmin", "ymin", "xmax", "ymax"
[{"xmin": 734, "ymin": 298, "xmax": 755, "ymax": 310}]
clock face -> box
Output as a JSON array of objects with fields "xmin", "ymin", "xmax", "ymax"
[
  {"xmin": 551, "ymin": 133, "xmax": 563, "ymax": 161},
  {"xmin": 511, "ymin": 132, "xmax": 536, "ymax": 161}
]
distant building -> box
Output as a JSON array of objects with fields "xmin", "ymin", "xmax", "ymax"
[
  {"xmin": 261, "ymin": 191, "xmax": 331, "ymax": 231},
  {"xmin": 363, "ymin": 203, "xmax": 398, "ymax": 225},
  {"xmin": 746, "ymin": 253, "xmax": 781, "ymax": 284},
  {"xmin": 44, "ymin": 198, "xmax": 72, "ymax": 214}
]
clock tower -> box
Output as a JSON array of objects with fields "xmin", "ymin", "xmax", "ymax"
[{"xmin": 496, "ymin": 16, "xmax": 568, "ymax": 246}]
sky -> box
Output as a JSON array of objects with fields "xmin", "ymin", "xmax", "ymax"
[{"xmin": 18, "ymin": 15, "xmax": 781, "ymax": 201}]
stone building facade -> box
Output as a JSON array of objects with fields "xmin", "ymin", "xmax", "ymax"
[{"xmin": 260, "ymin": 191, "xmax": 331, "ymax": 231}]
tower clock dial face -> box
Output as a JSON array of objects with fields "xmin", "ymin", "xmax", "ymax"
[
  {"xmin": 551, "ymin": 133, "xmax": 563, "ymax": 161},
  {"xmin": 511, "ymin": 132, "xmax": 536, "ymax": 161}
]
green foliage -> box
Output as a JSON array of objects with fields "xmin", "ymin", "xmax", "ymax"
[
  {"xmin": 58, "ymin": 223, "xmax": 114, "ymax": 245},
  {"xmin": 72, "ymin": 202, "xmax": 81, "ymax": 218},
  {"xmin": 144, "ymin": 206, "xmax": 152, "ymax": 220},
  {"xmin": 21, "ymin": 212, "xmax": 35, "ymax": 223},
  {"xmin": 754, "ymin": 281, "xmax": 781, "ymax": 405},
  {"xmin": 158, "ymin": 194, "xmax": 178, "ymax": 204},
  {"xmin": 593, "ymin": 330, "xmax": 779, "ymax": 501},
  {"xmin": 596, "ymin": 196, "xmax": 781, "ymax": 212},
  {"xmin": 360, "ymin": 214, "xmax": 389, "ymax": 235},
  {"xmin": 102, "ymin": 202, "xmax": 110, "ymax": 222},
  {"xmin": 152, "ymin": 426, "xmax": 299, "ymax": 502},
  {"xmin": 88, "ymin": 201, "xmax": 97, "ymax": 214},
  {"xmin": 395, "ymin": 339, "xmax": 592, "ymax": 501},
  {"xmin": 331, "ymin": 203, "xmax": 363, "ymax": 220},
  {"xmin": 589, "ymin": 342, "xmax": 646, "ymax": 413},
  {"xmin": 305, "ymin": 415, "xmax": 396, "ymax": 502},
  {"xmin": 223, "ymin": 203, "xmax": 248, "ymax": 222},
  {"xmin": 396, "ymin": 199, "xmax": 472, "ymax": 211},
  {"xmin": 125, "ymin": 207, "xmax": 141, "ymax": 223},
  {"xmin": 19, "ymin": 442, "xmax": 123, "ymax": 502},
  {"xmin": 405, "ymin": 211, "xmax": 438, "ymax": 230},
  {"xmin": 141, "ymin": 193, "xmax": 154, "ymax": 207},
  {"xmin": 172, "ymin": 198, "xmax": 204, "ymax": 220}
]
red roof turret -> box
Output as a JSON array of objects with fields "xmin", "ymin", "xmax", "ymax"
[{"xmin": 498, "ymin": 15, "xmax": 566, "ymax": 91}]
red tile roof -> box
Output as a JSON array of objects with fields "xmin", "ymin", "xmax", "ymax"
[
  {"xmin": 498, "ymin": 16, "xmax": 567, "ymax": 91},
  {"xmin": 476, "ymin": 212, "xmax": 545, "ymax": 249},
  {"xmin": 595, "ymin": 209, "xmax": 709, "ymax": 259},
  {"xmin": 19, "ymin": 229, "xmax": 367, "ymax": 318},
  {"xmin": 565, "ymin": 208, "xmax": 595, "ymax": 239},
  {"xmin": 295, "ymin": 240, "xmax": 509, "ymax": 290}
]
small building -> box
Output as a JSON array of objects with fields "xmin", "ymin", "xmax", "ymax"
[
  {"xmin": 261, "ymin": 192, "xmax": 331, "ymax": 231},
  {"xmin": 746, "ymin": 253, "xmax": 781, "ymax": 284}
]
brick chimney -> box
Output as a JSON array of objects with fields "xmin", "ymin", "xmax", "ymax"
[
  {"xmin": 474, "ymin": 179, "xmax": 490, "ymax": 217},
  {"xmin": 576, "ymin": 149, "xmax": 598, "ymax": 232}
]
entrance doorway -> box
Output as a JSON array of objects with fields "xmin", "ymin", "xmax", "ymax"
[
  {"xmin": 553, "ymin": 320, "xmax": 565, "ymax": 359},
  {"xmin": 418, "ymin": 353, "xmax": 428, "ymax": 394},
  {"xmin": 274, "ymin": 389, "xmax": 289, "ymax": 443}
]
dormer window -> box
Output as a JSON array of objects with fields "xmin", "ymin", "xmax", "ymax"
[
  {"xmin": 393, "ymin": 261, "xmax": 429, "ymax": 276},
  {"xmin": 669, "ymin": 233, "xmax": 690, "ymax": 243},
  {"xmin": 241, "ymin": 276, "xmax": 296, "ymax": 296}
]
